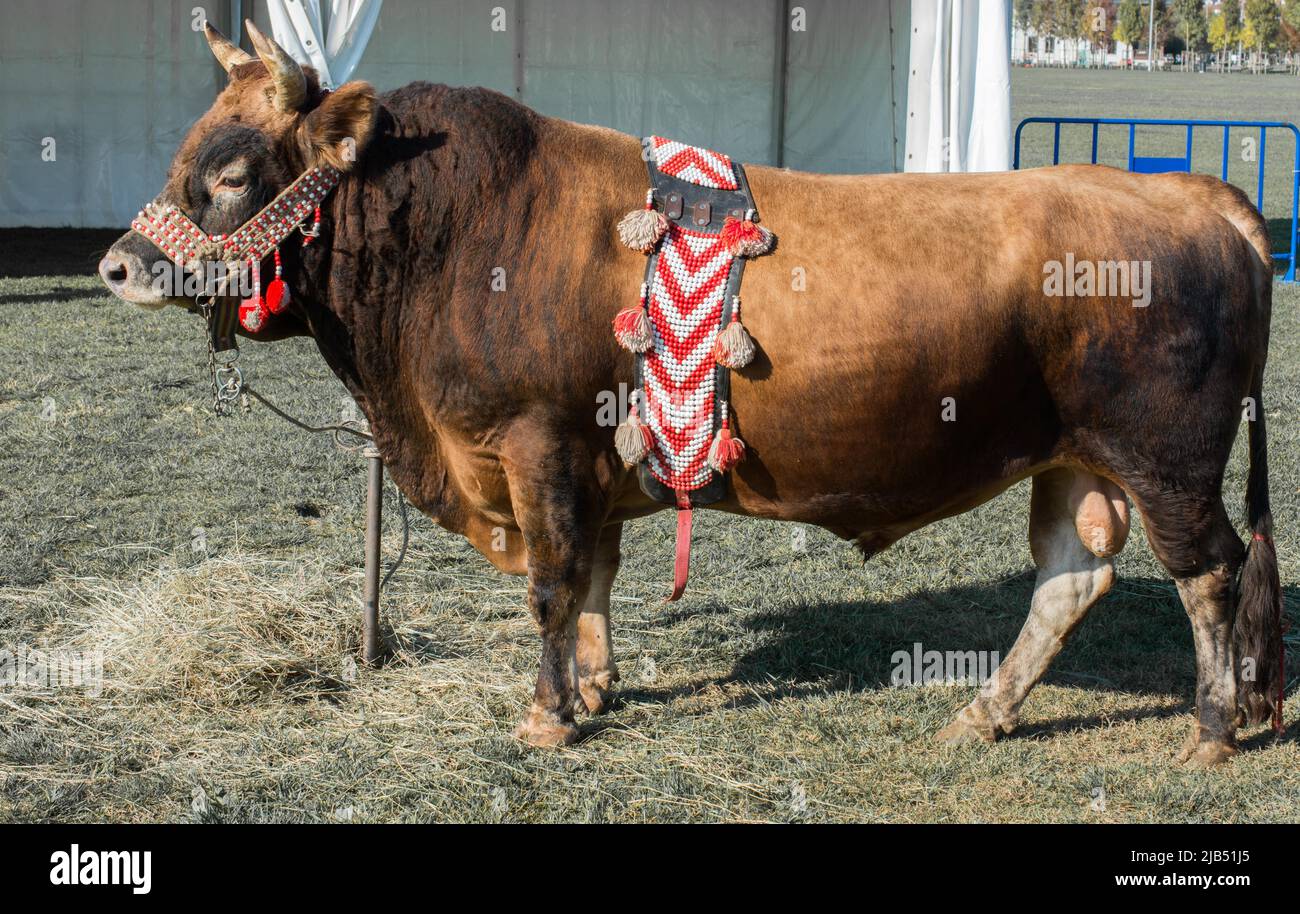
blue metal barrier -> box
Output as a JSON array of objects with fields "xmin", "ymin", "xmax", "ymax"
[{"xmin": 1013, "ymin": 116, "xmax": 1300, "ymax": 282}]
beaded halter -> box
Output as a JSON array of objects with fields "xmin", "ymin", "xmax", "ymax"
[
  {"xmin": 612, "ymin": 137, "xmax": 774, "ymax": 599},
  {"xmin": 131, "ymin": 165, "xmax": 341, "ymax": 332}
]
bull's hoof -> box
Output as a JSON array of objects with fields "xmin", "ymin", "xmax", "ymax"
[
  {"xmin": 935, "ymin": 703, "xmax": 1000, "ymax": 745},
  {"xmin": 577, "ymin": 669, "xmax": 619, "ymax": 716},
  {"xmin": 514, "ymin": 710, "xmax": 579, "ymax": 748},
  {"xmin": 1179, "ymin": 740, "xmax": 1238, "ymax": 769}
]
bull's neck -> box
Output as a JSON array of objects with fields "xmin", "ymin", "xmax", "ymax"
[{"xmin": 292, "ymin": 87, "xmax": 550, "ymax": 527}]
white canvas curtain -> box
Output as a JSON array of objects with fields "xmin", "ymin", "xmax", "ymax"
[
  {"xmin": 905, "ymin": 0, "xmax": 1011, "ymax": 172},
  {"xmin": 1, "ymin": 0, "xmax": 1005, "ymax": 228},
  {"xmin": 0, "ymin": 2, "xmax": 221, "ymax": 228},
  {"xmin": 265, "ymin": 0, "xmax": 384, "ymax": 88}
]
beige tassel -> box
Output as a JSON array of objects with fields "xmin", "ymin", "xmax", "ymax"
[
  {"xmin": 617, "ymin": 189, "xmax": 669, "ymax": 253},
  {"xmin": 613, "ymin": 283, "xmax": 654, "ymax": 352},
  {"xmin": 713, "ymin": 297, "xmax": 755, "ymax": 368},
  {"xmin": 615, "ymin": 411, "xmax": 653, "ymax": 465}
]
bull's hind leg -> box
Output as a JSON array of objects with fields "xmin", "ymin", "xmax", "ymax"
[
  {"xmin": 936, "ymin": 469, "xmax": 1124, "ymax": 743},
  {"xmin": 1139, "ymin": 496, "xmax": 1244, "ymax": 767},
  {"xmin": 575, "ymin": 523, "xmax": 622, "ymax": 716}
]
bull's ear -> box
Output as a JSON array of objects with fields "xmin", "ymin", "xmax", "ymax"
[{"xmin": 298, "ymin": 82, "xmax": 377, "ymax": 171}]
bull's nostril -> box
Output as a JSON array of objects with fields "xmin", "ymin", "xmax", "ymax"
[{"xmin": 100, "ymin": 255, "xmax": 128, "ymax": 286}]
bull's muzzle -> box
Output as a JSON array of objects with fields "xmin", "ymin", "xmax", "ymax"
[{"xmin": 99, "ymin": 233, "xmax": 168, "ymax": 308}]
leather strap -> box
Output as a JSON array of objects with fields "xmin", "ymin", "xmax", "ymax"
[
  {"xmin": 210, "ymin": 298, "xmax": 239, "ymax": 352},
  {"xmin": 667, "ymin": 488, "xmax": 693, "ymax": 602}
]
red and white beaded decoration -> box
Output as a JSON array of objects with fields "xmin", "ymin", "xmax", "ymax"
[
  {"xmin": 640, "ymin": 223, "xmax": 735, "ymax": 491},
  {"xmin": 132, "ymin": 165, "xmax": 341, "ymax": 332},
  {"xmin": 220, "ymin": 167, "xmax": 339, "ymax": 262},
  {"xmin": 649, "ymin": 136, "xmax": 739, "ymax": 190},
  {"xmin": 130, "ymin": 204, "xmax": 214, "ymax": 264},
  {"xmin": 612, "ymin": 137, "xmax": 773, "ymax": 600}
]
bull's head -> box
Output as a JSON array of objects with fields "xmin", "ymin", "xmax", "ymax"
[{"xmin": 99, "ymin": 21, "xmax": 377, "ymax": 323}]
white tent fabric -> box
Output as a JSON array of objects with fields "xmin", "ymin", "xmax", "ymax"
[
  {"xmin": 0, "ymin": 0, "xmax": 1012, "ymax": 228},
  {"xmin": 904, "ymin": 0, "xmax": 1011, "ymax": 173},
  {"xmin": 265, "ymin": 0, "xmax": 384, "ymax": 89},
  {"xmin": 0, "ymin": 2, "xmax": 221, "ymax": 228},
  {"xmin": 347, "ymin": 0, "xmax": 912, "ymax": 174}
]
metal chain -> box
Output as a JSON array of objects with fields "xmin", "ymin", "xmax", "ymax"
[
  {"xmin": 198, "ymin": 294, "xmax": 247, "ymax": 416},
  {"xmin": 243, "ymin": 385, "xmax": 373, "ymax": 450}
]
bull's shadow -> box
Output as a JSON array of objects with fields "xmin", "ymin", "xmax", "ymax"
[{"xmin": 605, "ymin": 575, "xmax": 1297, "ymax": 747}]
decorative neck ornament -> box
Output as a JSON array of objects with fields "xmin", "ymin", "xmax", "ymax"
[
  {"xmin": 131, "ymin": 164, "xmax": 342, "ymax": 332},
  {"xmin": 610, "ymin": 136, "xmax": 775, "ymax": 601}
]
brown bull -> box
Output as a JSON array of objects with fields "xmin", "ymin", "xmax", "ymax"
[{"xmin": 100, "ymin": 23, "xmax": 1284, "ymax": 765}]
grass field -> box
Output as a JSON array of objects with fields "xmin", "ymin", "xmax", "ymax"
[{"xmin": 2, "ymin": 68, "xmax": 1300, "ymax": 823}]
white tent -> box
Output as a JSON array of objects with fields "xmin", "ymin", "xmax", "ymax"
[{"xmin": 0, "ymin": 0, "xmax": 1011, "ymax": 228}]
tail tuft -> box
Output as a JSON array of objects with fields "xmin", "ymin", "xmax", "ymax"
[{"xmin": 1234, "ymin": 372, "xmax": 1285, "ymax": 729}]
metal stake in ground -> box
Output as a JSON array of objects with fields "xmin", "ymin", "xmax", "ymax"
[{"xmin": 363, "ymin": 446, "xmax": 384, "ymax": 666}]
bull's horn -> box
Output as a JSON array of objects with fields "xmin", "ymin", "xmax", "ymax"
[
  {"xmin": 204, "ymin": 22, "xmax": 253, "ymax": 74},
  {"xmin": 245, "ymin": 19, "xmax": 306, "ymax": 112}
]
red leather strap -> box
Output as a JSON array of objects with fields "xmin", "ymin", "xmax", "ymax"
[{"xmin": 667, "ymin": 489, "xmax": 693, "ymax": 602}]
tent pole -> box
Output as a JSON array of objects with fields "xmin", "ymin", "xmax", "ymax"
[
  {"xmin": 514, "ymin": 1, "xmax": 526, "ymax": 101},
  {"xmin": 774, "ymin": 0, "xmax": 790, "ymax": 167}
]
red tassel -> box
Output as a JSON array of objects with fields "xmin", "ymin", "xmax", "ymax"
[
  {"xmin": 720, "ymin": 213, "xmax": 773, "ymax": 257},
  {"xmin": 239, "ymin": 298, "xmax": 266, "ymax": 332},
  {"xmin": 613, "ymin": 306, "xmax": 652, "ymax": 352},
  {"xmin": 265, "ymin": 278, "xmax": 291, "ymax": 314},
  {"xmin": 239, "ymin": 258, "xmax": 266, "ymax": 332},
  {"xmin": 266, "ymin": 249, "xmax": 291, "ymax": 314},
  {"xmin": 707, "ymin": 418, "xmax": 745, "ymax": 473}
]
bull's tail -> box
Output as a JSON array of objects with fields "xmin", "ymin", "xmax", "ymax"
[{"xmin": 1234, "ymin": 368, "xmax": 1286, "ymax": 729}]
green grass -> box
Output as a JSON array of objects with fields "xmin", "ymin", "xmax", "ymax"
[{"xmin": 2, "ymin": 69, "xmax": 1300, "ymax": 823}]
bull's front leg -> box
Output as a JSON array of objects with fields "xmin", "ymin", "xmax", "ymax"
[{"xmin": 507, "ymin": 444, "xmax": 605, "ymax": 748}]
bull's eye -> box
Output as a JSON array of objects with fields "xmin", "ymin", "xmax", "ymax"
[{"xmin": 214, "ymin": 174, "xmax": 249, "ymax": 194}]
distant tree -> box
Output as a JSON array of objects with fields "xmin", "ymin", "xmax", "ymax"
[
  {"xmin": 1032, "ymin": 0, "xmax": 1059, "ymax": 65},
  {"xmin": 1153, "ymin": 0, "xmax": 1173, "ymax": 62},
  {"xmin": 1224, "ymin": 0, "xmax": 1243, "ymax": 68},
  {"xmin": 1015, "ymin": 0, "xmax": 1035, "ymax": 62},
  {"xmin": 1224, "ymin": 0, "xmax": 1243, "ymax": 34},
  {"xmin": 1084, "ymin": 1, "xmax": 1118, "ymax": 65},
  {"xmin": 1173, "ymin": 0, "xmax": 1208, "ymax": 70},
  {"xmin": 1015, "ymin": 0, "xmax": 1035, "ymax": 31},
  {"xmin": 1209, "ymin": 5, "xmax": 1240, "ymax": 71},
  {"xmin": 1244, "ymin": 0, "xmax": 1280, "ymax": 72},
  {"xmin": 1283, "ymin": 0, "xmax": 1300, "ymax": 73},
  {"xmin": 1114, "ymin": 0, "xmax": 1146, "ymax": 65},
  {"xmin": 1058, "ymin": 0, "xmax": 1088, "ymax": 64}
]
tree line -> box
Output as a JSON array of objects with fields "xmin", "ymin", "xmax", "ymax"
[{"xmin": 1014, "ymin": 0, "xmax": 1300, "ymax": 73}]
